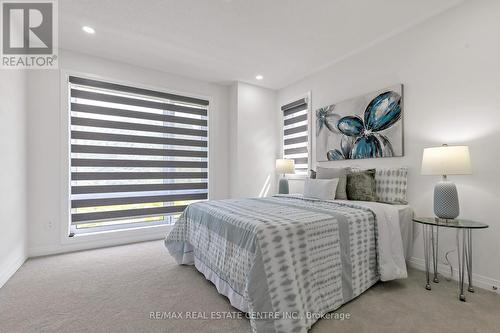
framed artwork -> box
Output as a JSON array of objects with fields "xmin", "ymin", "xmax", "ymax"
[{"xmin": 316, "ymin": 84, "xmax": 403, "ymax": 161}]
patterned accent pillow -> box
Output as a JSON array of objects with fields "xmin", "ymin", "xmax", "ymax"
[
  {"xmin": 346, "ymin": 169, "xmax": 377, "ymax": 201},
  {"xmin": 375, "ymin": 167, "xmax": 408, "ymax": 204}
]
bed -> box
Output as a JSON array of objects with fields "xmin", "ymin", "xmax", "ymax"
[{"xmin": 165, "ymin": 194, "xmax": 411, "ymax": 333}]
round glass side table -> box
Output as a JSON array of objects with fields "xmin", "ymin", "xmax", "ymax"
[{"xmin": 412, "ymin": 217, "xmax": 488, "ymax": 302}]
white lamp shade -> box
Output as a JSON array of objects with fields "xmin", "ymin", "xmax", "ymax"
[
  {"xmin": 276, "ymin": 159, "xmax": 295, "ymax": 174},
  {"xmin": 421, "ymin": 145, "xmax": 472, "ymax": 176}
]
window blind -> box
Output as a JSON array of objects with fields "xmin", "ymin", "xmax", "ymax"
[
  {"xmin": 281, "ymin": 98, "xmax": 309, "ymax": 175},
  {"xmin": 69, "ymin": 76, "xmax": 208, "ymax": 232}
]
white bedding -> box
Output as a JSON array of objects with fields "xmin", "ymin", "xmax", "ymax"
[
  {"xmin": 395, "ymin": 204, "xmax": 414, "ymax": 261},
  {"xmin": 335, "ymin": 200, "xmax": 412, "ymax": 280}
]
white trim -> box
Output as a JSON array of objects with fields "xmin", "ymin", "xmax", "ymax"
[
  {"xmin": 306, "ymin": 91, "xmax": 312, "ymax": 172},
  {"xmin": 59, "ymin": 69, "xmax": 212, "ymax": 102},
  {"xmin": 0, "ymin": 253, "xmax": 26, "ymax": 289},
  {"xmin": 60, "ymin": 70, "xmax": 71, "ymax": 243},
  {"xmin": 58, "ymin": 69, "xmax": 212, "ymax": 245},
  {"xmin": 407, "ymin": 256, "xmax": 500, "ymax": 294},
  {"xmin": 30, "ymin": 225, "xmax": 173, "ymax": 257}
]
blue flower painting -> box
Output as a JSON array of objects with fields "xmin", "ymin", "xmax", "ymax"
[{"xmin": 315, "ymin": 85, "xmax": 403, "ymax": 161}]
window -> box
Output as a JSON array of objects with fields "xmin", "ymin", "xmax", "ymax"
[
  {"xmin": 68, "ymin": 76, "xmax": 208, "ymax": 235},
  {"xmin": 281, "ymin": 97, "xmax": 309, "ymax": 175}
]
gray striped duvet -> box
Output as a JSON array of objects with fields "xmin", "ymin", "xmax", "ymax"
[{"xmin": 165, "ymin": 195, "xmax": 379, "ymax": 333}]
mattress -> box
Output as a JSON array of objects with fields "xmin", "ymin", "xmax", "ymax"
[{"xmin": 165, "ymin": 195, "xmax": 408, "ymax": 333}]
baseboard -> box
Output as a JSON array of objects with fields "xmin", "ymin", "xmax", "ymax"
[
  {"xmin": 28, "ymin": 232, "xmax": 167, "ymax": 257},
  {"xmin": 4, "ymin": 229, "xmax": 167, "ymax": 286},
  {"xmin": 0, "ymin": 253, "xmax": 27, "ymax": 289},
  {"xmin": 407, "ymin": 256, "xmax": 500, "ymax": 294}
]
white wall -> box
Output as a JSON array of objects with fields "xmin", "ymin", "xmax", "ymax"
[
  {"xmin": 27, "ymin": 49, "xmax": 230, "ymax": 256},
  {"xmin": 0, "ymin": 71, "xmax": 28, "ymax": 287},
  {"xmin": 229, "ymin": 82, "xmax": 278, "ymax": 198},
  {"xmin": 278, "ymin": 0, "xmax": 500, "ymax": 289},
  {"xmin": 228, "ymin": 83, "xmax": 239, "ymax": 197}
]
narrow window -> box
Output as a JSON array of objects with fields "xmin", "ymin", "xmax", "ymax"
[{"xmin": 281, "ymin": 97, "xmax": 309, "ymax": 175}]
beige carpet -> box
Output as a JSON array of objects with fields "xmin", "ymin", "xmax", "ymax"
[{"xmin": 1, "ymin": 240, "xmax": 499, "ymax": 333}]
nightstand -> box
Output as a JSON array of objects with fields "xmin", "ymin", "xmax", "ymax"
[{"xmin": 412, "ymin": 217, "xmax": 489, "ymax": 302}]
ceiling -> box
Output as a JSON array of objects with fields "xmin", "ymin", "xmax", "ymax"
[{"xmin": 59, "ymin": 0, "xmax": 463, "ymax": 89}]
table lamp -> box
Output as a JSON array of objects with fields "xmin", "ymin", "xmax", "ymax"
[
  {"xmin": 276, "ymin": 159, "xmax": 295, "ymax": 194},
  {"xmin": 421, "ymin": 144, "xmax": 472, "ymax": 220}
]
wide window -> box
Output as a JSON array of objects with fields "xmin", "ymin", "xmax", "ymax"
[
  {"xmin": 281, "ymin": 97, "xmax": 309, "ymax": 175},
  {"xmin": 68, "ymin": 76, "xmax": 208, "ymax": 235}
]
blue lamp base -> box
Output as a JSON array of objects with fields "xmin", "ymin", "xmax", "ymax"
[
  {"xmin": 434, "ymin": 179, "xmax": 459, "ymax": 220},
  {"xmin": 278, "ymin": 177, "xmax": 289, "ymax": 194}
]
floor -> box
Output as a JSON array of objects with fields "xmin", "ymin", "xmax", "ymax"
[{"xmin": 1, "ymin": 240, "xmax": 499, "ymax": 333}]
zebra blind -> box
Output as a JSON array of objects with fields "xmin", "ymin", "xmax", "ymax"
[
  {"xmin": 281, "ymin": 98, "xmax": 309, "ymax": 175},
  {"xmin": 69, "ymin": 76, "xmax": 208, "ymax": 232}
]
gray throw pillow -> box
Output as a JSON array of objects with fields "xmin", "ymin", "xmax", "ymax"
[
  {"xmin": 316, "ymin": 167, "xmax": 348, "ymax": 200},
  {"xmin": 346, "ymin": 169, "xmax": 377, "ymax": 201}
]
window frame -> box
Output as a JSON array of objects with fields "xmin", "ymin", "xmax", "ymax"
[
  {"xmin": 59, "ymin": 70, "xmax": 212, "ymax": 244},
  {"xmin": 281, "ymin": 91, "xmax": 312, "ymax": 180}
]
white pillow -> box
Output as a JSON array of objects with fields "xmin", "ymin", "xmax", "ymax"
[{"xmin": 303, "ymin": 178, "xmax": 339, "ymax": 200}]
